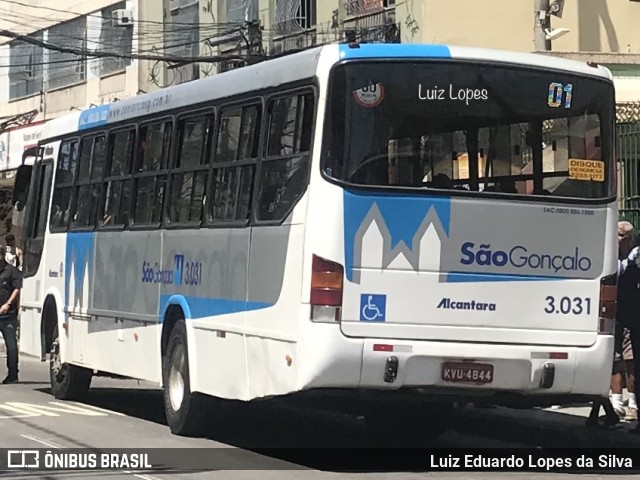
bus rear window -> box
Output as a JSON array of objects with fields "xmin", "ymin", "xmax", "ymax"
[{"xmin": 322, "ymin": 61, "xmax": 615, "ymax": 199}]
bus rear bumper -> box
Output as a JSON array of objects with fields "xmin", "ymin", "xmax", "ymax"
[
  {"xmin": 357, "ymin": 334, "xmax": 613, "ymax": 399},
  {"xmin": 299, "ymin": 327, "xmax": 613, "ymax": 405}
]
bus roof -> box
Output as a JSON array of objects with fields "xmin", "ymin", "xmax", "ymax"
[
  {"xmin": 39, "ymin": 43, "xmax": 613, "ymax": 143},
  {"xmin": 338, "ymin": 43, "xmax": 613, "ymax": 81}
]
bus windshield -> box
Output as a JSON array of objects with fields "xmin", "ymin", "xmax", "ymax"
[{"xmin": 322, "ymin": 61, "xmax": 615, "ymax": 199}]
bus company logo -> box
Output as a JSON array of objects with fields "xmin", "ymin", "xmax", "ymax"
[
  {"xmin": 141, "ymin": 254, "xmax": 195, "ymax": 286},
  {"xmin": 459, "ymin": 242, "xmax": 592, "ymax": 274},
  {"xmin": 141, "ymin": 261, "xmax": 174, "ymax": 285},
  {"xmin": 437, "ymin": 297, "xmax": 496, "ymax": 312},
  {"xmin": 173, "ymin": 254, "xmax": 185, "ymax": 286}
]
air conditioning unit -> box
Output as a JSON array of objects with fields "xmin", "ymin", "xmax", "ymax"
[{"xmin": 112, "ymin": 9, "xmax": 134, "ymax": 27}]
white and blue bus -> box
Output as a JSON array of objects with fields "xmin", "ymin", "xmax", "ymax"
[{"xmin": 13, "ymin": 43, "xmax": 617, "ymax": 443}]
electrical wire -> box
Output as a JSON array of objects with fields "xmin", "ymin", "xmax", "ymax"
[
  {"xmin": 0, "ymin": 26, "xmax": 265, "ymax": 65},
  {"xmin": 0, "ymin": 0, "xmax": 250, "ymax": 29}
]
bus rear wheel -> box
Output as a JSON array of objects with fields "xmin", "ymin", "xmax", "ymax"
[
  {"xmin": 162, "ymin": 319, "xmax": 209, "ymax": 436},
  {"xmin": 49, "ymin": 325, "xmax": 92, "ymax": 401}
]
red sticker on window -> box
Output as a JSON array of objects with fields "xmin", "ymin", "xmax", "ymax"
[{"xmin": 352, "ymin": 83, "xmax": 385, "ymax": 108}]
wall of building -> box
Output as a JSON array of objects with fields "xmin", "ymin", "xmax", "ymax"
[
  {"xmin": 416, "ymin": 0, "xmax": 640, "ymax": 53},
  {"xmin": 0, "ymin": 0, "xmax": 164, "ymax": 122},
  {"xmin": 3, "ymin": 0, "xmax": 640, "ymax": 128}
]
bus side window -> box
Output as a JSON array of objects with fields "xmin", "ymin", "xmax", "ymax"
[
  {"xmin": 256, "ymin": 91, "xmax": 315, "ymax": 222},
  {"xmin": 101, "ymin": 128, "xmax": 135, "ymax": 227},
  {"xmin": 50, "ymin": 139, "xmax": 78, "ymax": 231},
  {"xmin": 169, "ymin": 113, "xmax": 213, "ymax": 225},
  {"xmin": 209, "ymin": 104, "xmax": 260, "ymax": 223},
  {"xmin": 132, "ymin": 121, "xmax": 172, "ymax": 226},
  {"xmin": 71, "ymin": 135, "xmax": 105, "ymax": 229}
]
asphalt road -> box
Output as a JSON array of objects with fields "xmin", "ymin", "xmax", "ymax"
[{"xmin": 0, "ymin": 356, "xmax": 637, "ymax": 479}]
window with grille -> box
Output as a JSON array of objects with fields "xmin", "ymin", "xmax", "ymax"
[
  {"xmin": 94, "ymin": 2, "xmax": 133, "ymax": 77},
  {"xmin": 343, "ymin": 0, "xmax": 390, "ymax": 17},
  {"xmin": 226, "ymin": 0, "xmax": 258, "ymax": 24},
  {"xmin": 165, "ymin": 0, "xmax": 200, "ymax": 84},
  {"xmin": 8, "ymin": 33, "xmax": 44, "ymax": 100},
  {"xmin": 273, "ymin": 0, "xmax": 316, "ymax": 35},
  {"xmin": 47, "ymin": 17, "xmax": 87, "ymax": 90}
]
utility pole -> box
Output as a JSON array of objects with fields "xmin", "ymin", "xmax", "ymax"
[{"xmin": 534, "ymin": 0, "xmax": 551, "ymax": 51}]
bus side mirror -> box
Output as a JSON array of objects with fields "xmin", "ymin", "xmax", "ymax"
[{"xmin": 12, "ymin": 165, "xmax": 33, "ymax": 211}]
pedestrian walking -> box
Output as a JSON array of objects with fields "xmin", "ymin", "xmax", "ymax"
[
  {"xmin": 587, "ymin": 221, "xmax": 640, "ymax": 427},
  {"xmin": 0, "ymin": 244, "xmax": 22, "ymax": 384},
  {"xmin": 612, "ymin": 221, "xmax": 640, "ymax": 433}
]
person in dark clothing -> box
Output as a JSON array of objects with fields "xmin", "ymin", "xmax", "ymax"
[
  {"xmin": 587, "ymin": 221, "xmax": 639, "ymax": 428},
  {"xmin": 610, "ymin": 221, "xmax": 640, "ymax": 433},
  {"xmin": 631, "ymin": 326, "xmax": 640, "ymax": 434},
  {"xmin": 0, "ymin": 245, "xmax": 22, "ymax": 384}
]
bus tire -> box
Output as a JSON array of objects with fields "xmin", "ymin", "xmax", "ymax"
[
  {"xmin": 49, "ymin": 325, "xmax": 92, "ymax": 401},
  {"xmin": 365, "ymin": 402, "xmax": 452, "ymax": 447},
  {"xmin": 162, "ymin": 319, "xmax": 208, "ymax": 437}
]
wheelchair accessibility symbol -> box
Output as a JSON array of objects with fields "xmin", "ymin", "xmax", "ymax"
[{"xmin": 360, "ymin": 294, "xmax": 386, "ymax": 322}]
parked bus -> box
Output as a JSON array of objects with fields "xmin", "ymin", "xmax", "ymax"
[{"xmin": 12, "ymin": 43, "xmax": 617, "ymax": 443}]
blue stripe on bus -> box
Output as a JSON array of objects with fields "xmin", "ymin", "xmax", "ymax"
[
  {"xmin": 159, "ymin": 294, "xmax": 272, "ymax": 320},
  {"xmin": 65, "ymin": 232, "xmax": 96, "ymax": 307},
  {"xmin": 445, "ymin": 272, "xmax": 567, "ymax": 283},
  {"xmin": 338, "ymin": 43, "xmax": 451, "ymax": 60}
]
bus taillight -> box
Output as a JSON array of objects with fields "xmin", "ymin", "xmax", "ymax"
[
  {"xmin": 310, "ymin": 255, "xmax": 343, "ymax": 322},
  {"xmin": 598, "ymin": 273, "xmax": 617, "ymax": 334}
]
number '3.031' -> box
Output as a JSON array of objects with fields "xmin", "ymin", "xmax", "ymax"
[{"xmin": 544, "ymin": 296, "xmax": 591, "ymax": 315}]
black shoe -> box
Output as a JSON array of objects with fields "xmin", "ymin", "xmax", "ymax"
[{"xmin": 2, "ymin": 376, "xmax": 18, "ymax": 384}]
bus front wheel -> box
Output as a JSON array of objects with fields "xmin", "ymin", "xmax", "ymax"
[
  {"xmin": 162, "ymin": 319, "xmax": 209, "ymax": 437},
  {"xmin": 49, "ymin": 325, "xmax": 92, "ymax": 401}
]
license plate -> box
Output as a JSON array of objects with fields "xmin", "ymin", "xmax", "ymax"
[{"xmin": 441, "ymin": 362, "xmax": 494, "ymax": 385}]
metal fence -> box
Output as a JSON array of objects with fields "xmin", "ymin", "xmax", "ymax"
[{"xmin": 617, "ymin": 122, "xmax": 640, "ymax": 227}]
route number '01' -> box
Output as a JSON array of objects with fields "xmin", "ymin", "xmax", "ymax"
[{"xmin": 548, "ymin": 82, "xmax": 573, "ymax": 108}]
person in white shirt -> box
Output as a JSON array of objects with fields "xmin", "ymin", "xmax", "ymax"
[{"xmin": 4, "ymin": 234, "xmax": 22, "ymax": 271}]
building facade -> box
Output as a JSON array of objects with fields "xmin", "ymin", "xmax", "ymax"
[
  {"xmin": 3, "ymin": 1, "xmax": 640, "ymax": 130},
  {"xmin": 1, "ymin": 0, "xmax": 640, "ymax": 226}
]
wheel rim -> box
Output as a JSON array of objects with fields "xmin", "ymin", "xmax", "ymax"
[
  {"xmin": 168, "ymin": 343, "xmax": 186, "ymax": 412},
  {"xmin": 50, "ymin": 337, "xmax": 66, "ymax": 384}
]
